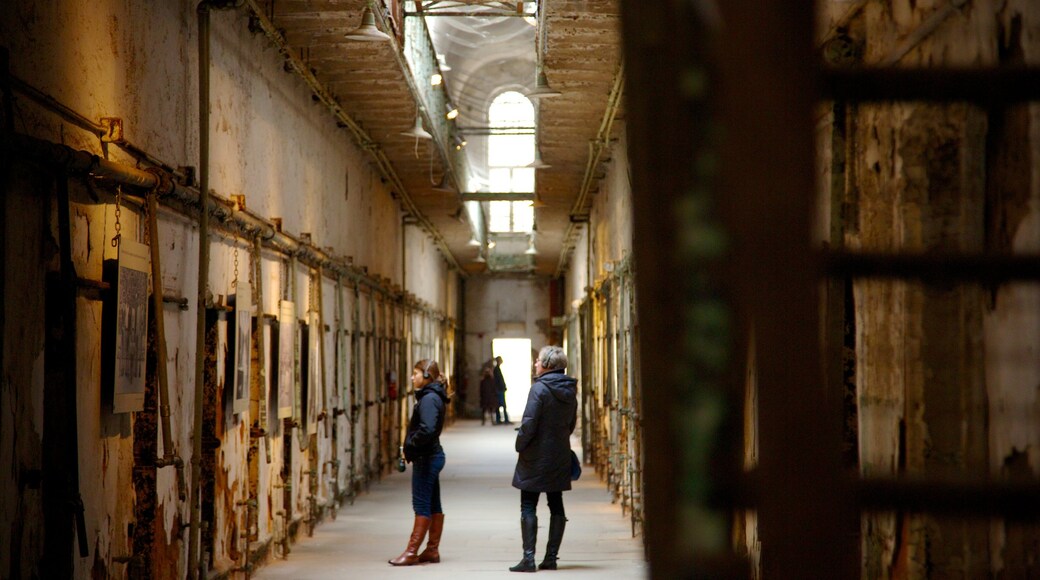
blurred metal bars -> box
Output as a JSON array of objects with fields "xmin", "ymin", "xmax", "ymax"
[
  {"xmin": 621, "ymin": 0, "xmax": 753, "ymax": 577},
  {"xmin": 823, "ymin": 251, "xmax": 1040, "ymax": 282},
  {"xmin": 822, "ymin": 68, "xmax": 1040, "ymax": 104}
]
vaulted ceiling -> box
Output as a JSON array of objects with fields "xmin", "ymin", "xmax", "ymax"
[{"xmin": 256, "ymin": 0, "xmax": 623, "ymax": 277}]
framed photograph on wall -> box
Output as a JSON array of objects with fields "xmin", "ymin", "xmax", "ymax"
[
  {"xmin": 107, "ymin": 238, "xmax": 151, "ymax": 414},
  {"xmin": 308, "ymin": 311, "xmax": 322, "ymax": 435},
  {"xmin": 278, "ymin": 300, "xmax": 295, "ymax": 419},
  {"xmin": 261, "ymin": 316, "xmax": 275, "ymax": 435},
  {"xmin": 232, "ymin": 298, "xmax": 251, "ymax": 415},
  {"xmin": 334, "ymin": 326, "xmax": 347, "ymax": 411},
  {"xmin": 298, "ymin": 319, "xmax": 310, "ymax": 449}
]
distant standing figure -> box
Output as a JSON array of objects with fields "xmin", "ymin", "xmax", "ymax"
[
  {"xmin": 389, "ymin": 359, "xmax": 450, "ymax": 566},
  {"xmin": 479, "ymin": 363, "xmax": 497, "ymax": 425},
  {"xmin": 509, "ymin": 346, "xmax": 578, "ymax": 572},
  {"xmin": 493, "ymin": 355, "xmax": 511, "ymax": 424}
]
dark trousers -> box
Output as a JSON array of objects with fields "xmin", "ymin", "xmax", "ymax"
[
  {"xmin": 520, "ymin": 489, "xmax": 565, "ymax": 518},
  {"xmin": 411, "ymin": 450, "xmax": 446, "ymax": 517}
]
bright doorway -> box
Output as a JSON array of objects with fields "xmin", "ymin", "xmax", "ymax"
[{"xmin": 492, "ymin": 338, "xmax": 533, "ymax": 421}]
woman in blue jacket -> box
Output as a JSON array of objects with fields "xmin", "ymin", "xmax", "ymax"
[
  {"xmin": 389, "ymin": 359, "xmax": 450, "ymax": 566},
  {"xmin": 510, "ymin": 345, "xmax": 578, "ymax": 572}
]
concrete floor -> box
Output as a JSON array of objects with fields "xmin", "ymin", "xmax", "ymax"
[{"xmin": 254, "ymin": 419, "xmax": 648, "ymax": 579}]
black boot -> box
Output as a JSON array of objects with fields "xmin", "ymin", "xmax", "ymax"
[
  {"xmin": 538, "ymin": 515, "xmax": 567, "ymax": 570},
  {"xmin": 509, "ymin": 515, "xmax": 537, "ymax": 572}
]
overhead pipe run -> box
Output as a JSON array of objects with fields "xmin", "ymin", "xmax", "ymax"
[
  {"xmin": 3, "ymin": 39, "xmax": 465, "ymax": 299},
  {"xmin": 9, "ymin": 73, "xmax": 194, "ymax": 185},
  {"xmin": 241, "ymin": 0, "xmax": 464, "ymax": 273},
  {"xmin": 8, "ymin": 130, "xmax": 450, "ymax": 317},
  {"xmin": 554, "ymin": 62, "xmax": 625, "ymax": 277}
]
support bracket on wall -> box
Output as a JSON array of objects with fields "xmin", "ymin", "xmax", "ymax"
[{"xmin": 100, "ymin": 117, "xmax": 123, "ymax": 143}]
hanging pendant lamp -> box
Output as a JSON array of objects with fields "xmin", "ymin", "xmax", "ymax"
[
  {"xmin": 345, "ymin": 8, "xmax": 391, "ymax": 41},
  {"xmin": 400, "ymin": 115, "xmax": 432, "ymax": 140},
  {"xmin": 527, "ymin": 71, "xmax": 561, "ymax": 99},
  {"xmin": 527, "ymin": 148, "xmax": 551, "ymax": 169}
]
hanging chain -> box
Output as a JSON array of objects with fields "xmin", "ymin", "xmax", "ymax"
[
  {"xmin": 111, "ymin": 185, "xmax": 123, "ymax": 247},
  {"xmin": 232, "ymin": 242, "xmax": 240, "ymax": 291},
  {"xmin": 309, "ymin": 267, "xmax": 317, "ymax": 314}
]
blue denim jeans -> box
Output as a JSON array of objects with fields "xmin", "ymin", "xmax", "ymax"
[
  {"xmin": 411, "ymin": 450, "xmax": 446, "ymax": 517},
  {"xmin": 520, "ymin": 489, "xmax": 564, "ymax": 518}
]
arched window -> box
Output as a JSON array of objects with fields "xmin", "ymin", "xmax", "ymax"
[{"xmin": 487, "ymin": 91, "xmax": 535, "ymax": 233}]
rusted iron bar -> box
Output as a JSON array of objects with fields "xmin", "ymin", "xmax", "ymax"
[
  {"xmin": 621, "ymin": 1, "xmax": 747, "ymax": 577},
  {"xmin": 857, "ymin": 478, "xmax": 1040, "ymax": 518},
  {"xmin": 822, "ymin": 68, "xmax": 1040, "ymax": 103},
  {"xmin": 732, "ymin": 470, "xmax": 1040, "ymax": 519},
  {"xmin": 43, "ymin": 174, "xmax": 90, "ymax": 577},
  {"xmin": 163, "ymin": 293, "xmax": 190, "ymax": 310},
  {"xmin": 1, "ymin": 47, "xmax": 10, "ymax": 414},
  {"xmin": 718, "ymin": 1, "xmax": 855, "ymax": 578},
  {"xmin": 188, "ymin": 4, "xmax": 214, "ymax": 575},
  {"xmin": 822, "ymin": 251, "xmax": 1040, "ymax": 282}
]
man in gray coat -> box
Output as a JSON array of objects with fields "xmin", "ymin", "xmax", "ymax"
[{"xmin": 509, "ymin": 345, "xmax": 578, "ymax": 572}]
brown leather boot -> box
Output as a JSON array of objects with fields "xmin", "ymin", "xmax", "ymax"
[
  {"xmin": 388, "ymin": 515, "xmax": 432, "ymax": 566},
  {"xmin": 418, "ymin": 513, "xmax": 444, "ymax": 563}
]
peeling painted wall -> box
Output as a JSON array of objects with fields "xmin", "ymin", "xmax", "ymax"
[{"xmin": 0, "ymin": 1, "xmax": 457, "ymax": 577}]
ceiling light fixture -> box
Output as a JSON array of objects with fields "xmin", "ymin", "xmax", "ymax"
[
  {"xmin": 524, "ymin": 240, "xmax": 538, "ymax": 255},
  {"xmin": 431, "ymin": 73, "xmax": 443, "ymax": 86},
  {"xmin": 433, "ymin": 176, "xmax": 454, "ymax": 193},
  {"xmin": 527, "ymin": 148, "xmax": 551, "ymax": 169},
  {"xmin": 344, "ymin": 7, "xmax": 391, "ymax": 41},
  {"xmin": 468, "ymin": 235, "xmax": 481, "ymax": 246},
  {"xmin": 400, "ymin": 115, "xmax": 432, "ymax": 140},
  {"xmin": 445, "ymin": 103, "xmax": 459, "ymax": 120},
  {"xmin": 527, "ymin": 71, "xmax": 561, "ymax": 99}
]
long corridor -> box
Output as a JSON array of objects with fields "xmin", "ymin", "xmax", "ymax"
[{"xmin": 255, "ymin": 420, "xmax": 648, "ymax": 579}]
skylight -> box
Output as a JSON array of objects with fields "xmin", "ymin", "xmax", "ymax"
[{"xmin": 488, "ymin": 91, "xmax": 535, "ymax": 233}]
